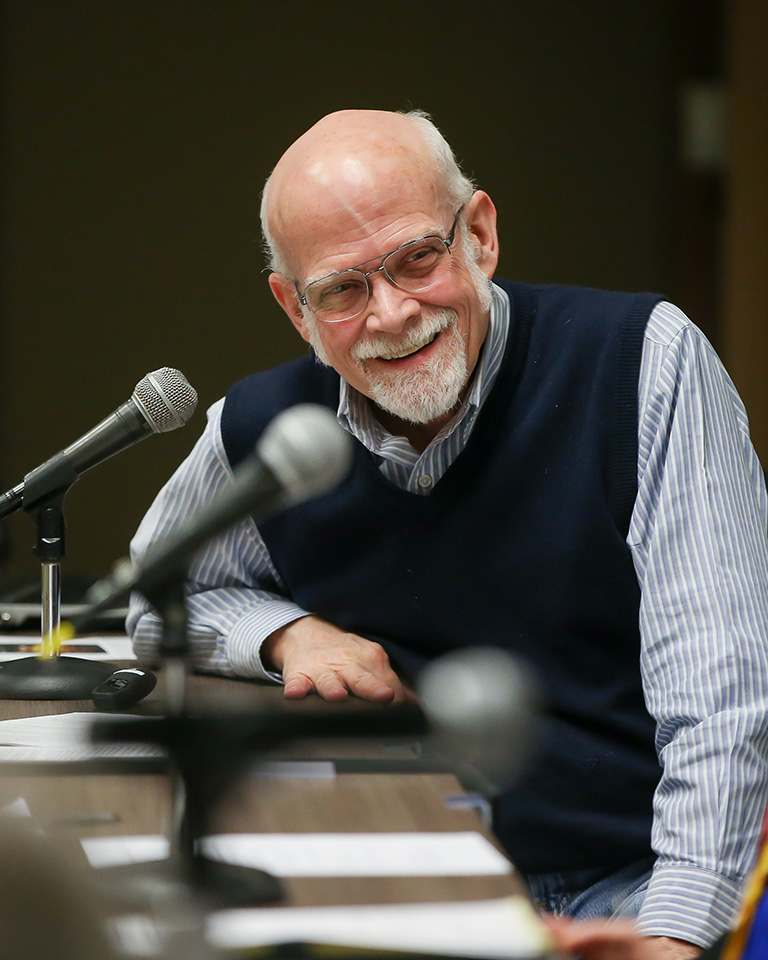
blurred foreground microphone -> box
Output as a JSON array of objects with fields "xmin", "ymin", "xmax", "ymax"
[
  {"xmin": 0, "ymin": 367, "xmax": 198, "ymax": 518},
  {"xmin": 83, "ymin": 404, "xmax": 353, "ymax": 614},
  {"xmin": 419, "ymin": 646, "xmax": 541, "ymax": 791}
]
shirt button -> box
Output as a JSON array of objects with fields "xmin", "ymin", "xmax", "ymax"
[{"xmin": 418, "ymin": 475, "xmax": 434, "ymax": 489}]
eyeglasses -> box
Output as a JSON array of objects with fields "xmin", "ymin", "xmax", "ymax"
[{"xmin": 295, "ymin": 208, "xmax": 463, "ymax": 324}]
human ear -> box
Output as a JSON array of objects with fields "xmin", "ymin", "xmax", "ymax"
[
  {"xmin": 268, "ymin": 273, "xmax": 312, "ymax": 343},
  {"xmin": 464, "ymin": 191, "xmax": 499, "ymax": 279}
]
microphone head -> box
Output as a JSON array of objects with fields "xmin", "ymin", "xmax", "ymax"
[
  {"xmin": 418, "ymin": 646, "xmax": 541, "ymax": 790},
  {"xmin": 257, "ymin": 404, "xmax": 353, "ymax": 505},
  {"xmin": 132, "ymin": 368, "xmax": 198, "ymax": 433}
]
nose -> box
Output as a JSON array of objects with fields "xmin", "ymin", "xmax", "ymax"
[{"xmin": 363, "ymin": 272, "xmax": 420, "ymax": 334}]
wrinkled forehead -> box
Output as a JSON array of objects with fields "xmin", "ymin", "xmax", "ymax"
[{"xmin": 268, "ymin": 137, "xmax": 450, "ymax": 276}]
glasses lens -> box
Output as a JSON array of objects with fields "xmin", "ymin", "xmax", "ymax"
[
  {"xmin": 385, "ymin": 237, "xmax": 449, "ymax": 292},
  {"xmin": 306, "ymin": 271, "xmax": 368, "ymax": 323}
]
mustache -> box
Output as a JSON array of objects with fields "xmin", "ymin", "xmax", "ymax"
[{"xmin": 351, "ymin": 309, "xmax": 457, "ymax": 363}]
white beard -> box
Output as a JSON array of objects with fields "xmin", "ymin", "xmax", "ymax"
[
  {"xmin": 304, "ymin": 304, "xmax": 468, "ymax": 424},
  {"xmin": 351, "ymin": 308, "xmax": 468, "ymax": 424}
]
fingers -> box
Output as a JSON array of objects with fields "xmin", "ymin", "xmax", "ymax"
[
  {"xmin": 313, "ymin": 670, "xmax": 353, "ymax": 702},
  {"xmin": 543, "ymin": 917, "xmax": 653, "ymax": 960},
  {"xmin": 283, "ymin": 663, "xmax": 405, "ymax": 703},
  {"xmin": 283, "ymin": 638, "xmax": 408, "ymax": 703},
  {"xmin": 282, "ymin": 672, "xmax": 317, "ymax": 700},
  {"xmin": 271, "ymin": 617, "xmax": 413, "ymax": 704},
  {"xmin": 348, "ymin": 670, "xmax": 398, "ymax": 703}
]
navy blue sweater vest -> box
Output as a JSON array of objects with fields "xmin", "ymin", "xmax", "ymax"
[{"xmin": 221, "ymin": 280, "xmax": 665, "ymax": 873}]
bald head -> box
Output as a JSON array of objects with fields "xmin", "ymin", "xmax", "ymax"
[{"xmin": 261, "ymin": 110, "xmax": 475, "ymax": 277}]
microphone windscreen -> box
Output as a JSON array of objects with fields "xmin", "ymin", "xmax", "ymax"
[
  {"xmin": 132, "ymin": 367, "xmax": 198, "ymax": 433},
  {"xmin": 258, "ymin": 403, "xmax": 354, "ymax": 505},
  {"xmin": 419, "ymin": 646, "xmax": 541, "ymax": 790}
]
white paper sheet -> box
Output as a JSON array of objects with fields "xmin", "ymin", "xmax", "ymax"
[
  {"xmin": 205, "ymin": 896, "xmax": 550, "ymax": 957},
  {"xmin": 252, "ymin": 760, "xmax": 337, "ymax": 779},
  {"xmin": 0, "ymin": 796, "xmax": 32, "ymax": 817},
  {"xmin": 0, "ymin": 711, "xmax": 164, "ymax": 762},
  {"xmin": 82, "ymin": 831, "xmax": 513, "ymax": 877}
]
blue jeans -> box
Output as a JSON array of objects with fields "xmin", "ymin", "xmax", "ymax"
[{"xmin": 523, "ymin": 855, "xmax": 656, "ymax": 920}]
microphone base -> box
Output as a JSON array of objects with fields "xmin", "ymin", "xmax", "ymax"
[{"xmin": 0, "ymin": 656, "xmax": 116, "ymax": 700}]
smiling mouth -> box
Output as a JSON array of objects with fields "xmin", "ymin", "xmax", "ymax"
[{"xmin": 378, "ymin": 329, "xmax": 441, "ymax": 362}]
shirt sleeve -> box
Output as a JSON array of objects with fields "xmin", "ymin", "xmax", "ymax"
[
  {"xmin": 126, "ymin": 398, "xmax": 310, "ymax": 680},
  {"xmin": 629, "ymin": 302, "xmax": 768, "ymax": 946}
]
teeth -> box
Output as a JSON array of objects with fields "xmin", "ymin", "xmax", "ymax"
[
  {"xmin": 381, "ymin": 331, "xmax": 438, "ymax": 361},
  {"xmin": 353, "ymin": 318, "xmax": 449, "ymax": 364}
]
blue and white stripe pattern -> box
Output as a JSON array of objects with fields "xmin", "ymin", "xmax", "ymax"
[
  {"xmin": 630, "ymin": 302, "xmax": 768, "ymax": 942},
  {"xmin": 128, "ymin": 283, "xmax": 768, "ymax": 946}
]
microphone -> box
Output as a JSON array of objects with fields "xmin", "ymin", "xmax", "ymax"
[
  {"xmin": 418, "ymin": 646, "xmax": 541, "ymax": 789},
  {"xmin": 82, "ymin": 403, "xmax": 353, "ymax": 614},
  {"xmin": 0, "ymin": 367, "xmax": 198, "ymax": 518}
]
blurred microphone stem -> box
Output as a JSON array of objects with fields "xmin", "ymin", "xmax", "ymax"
[
  {"xmin": 165, "ymin": 658, "xmax": 187, "ymax": 717},
  {"xmin": 146, "ymin": 573, "xmax": 194, "ymax": 862},
  {"xmin": 169, "ymin": 762, "xmax": 189, "ymax": 863},
  {"xmin": 143, "ymin": 574, "xmax": 191, "ymax": 715}
]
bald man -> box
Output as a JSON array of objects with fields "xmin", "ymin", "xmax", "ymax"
[{"xmin": 128, "ymin": 110, "xmax": 768, "ymax": 959}]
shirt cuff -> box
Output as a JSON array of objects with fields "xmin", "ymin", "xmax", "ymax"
[
  {"xmin": 226, "ymin": 600, "xmax": 310, "ymax": 680},
  {"xmin": 636, "ymin": 861, "xmax": 745, "ymax": 947}
]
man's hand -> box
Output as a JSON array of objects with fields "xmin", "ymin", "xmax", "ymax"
[
  {"xmin": 262, "ymin": 615, "xmax": 411, "ymax": 704},
  {"xmin": 545, "ymin": 918, "xmax": 703, "ymax": 960},
  {"xmin": 643, "ymin": 938, "xmax": 702, "ymax": 960}
]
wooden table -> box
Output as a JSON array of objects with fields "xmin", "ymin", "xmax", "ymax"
[{"xmin": 0, "ymin": 665, "xmax": 526, "ymax": 910}]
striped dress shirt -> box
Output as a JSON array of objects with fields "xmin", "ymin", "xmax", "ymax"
[{"xmin": 128, "ymin": 282, "xmax": 768, "ymax": 946}]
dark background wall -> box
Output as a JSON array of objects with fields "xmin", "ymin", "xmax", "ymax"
[{"xmin": 0, "ymin": 1, "xmax": 763, "ymax": 590}]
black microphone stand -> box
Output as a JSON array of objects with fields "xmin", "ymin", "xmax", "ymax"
[
  {"xmin": 0, "ymin": 459, "xmax": 115, "ymax": 699},
  {"xmin": 89, "ymin": 562, "xmax": 429, "ymax": 911},
  {"xmin": 90, "ymin": 568, "xmax": 284, "ymax": 908}
]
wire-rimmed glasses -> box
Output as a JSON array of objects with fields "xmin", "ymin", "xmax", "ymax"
[{"xmin": 295, "ymin": 208, "xmax": 463, "ymax": 324}]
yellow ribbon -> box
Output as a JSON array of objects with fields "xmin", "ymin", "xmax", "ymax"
[
  {"xmin": 720, "ymin": 839, "xmax": 768, "ymax": 960},
  {"xmin": 38, "ymin": 621, "xmax": 76, "ymax": 659}
]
